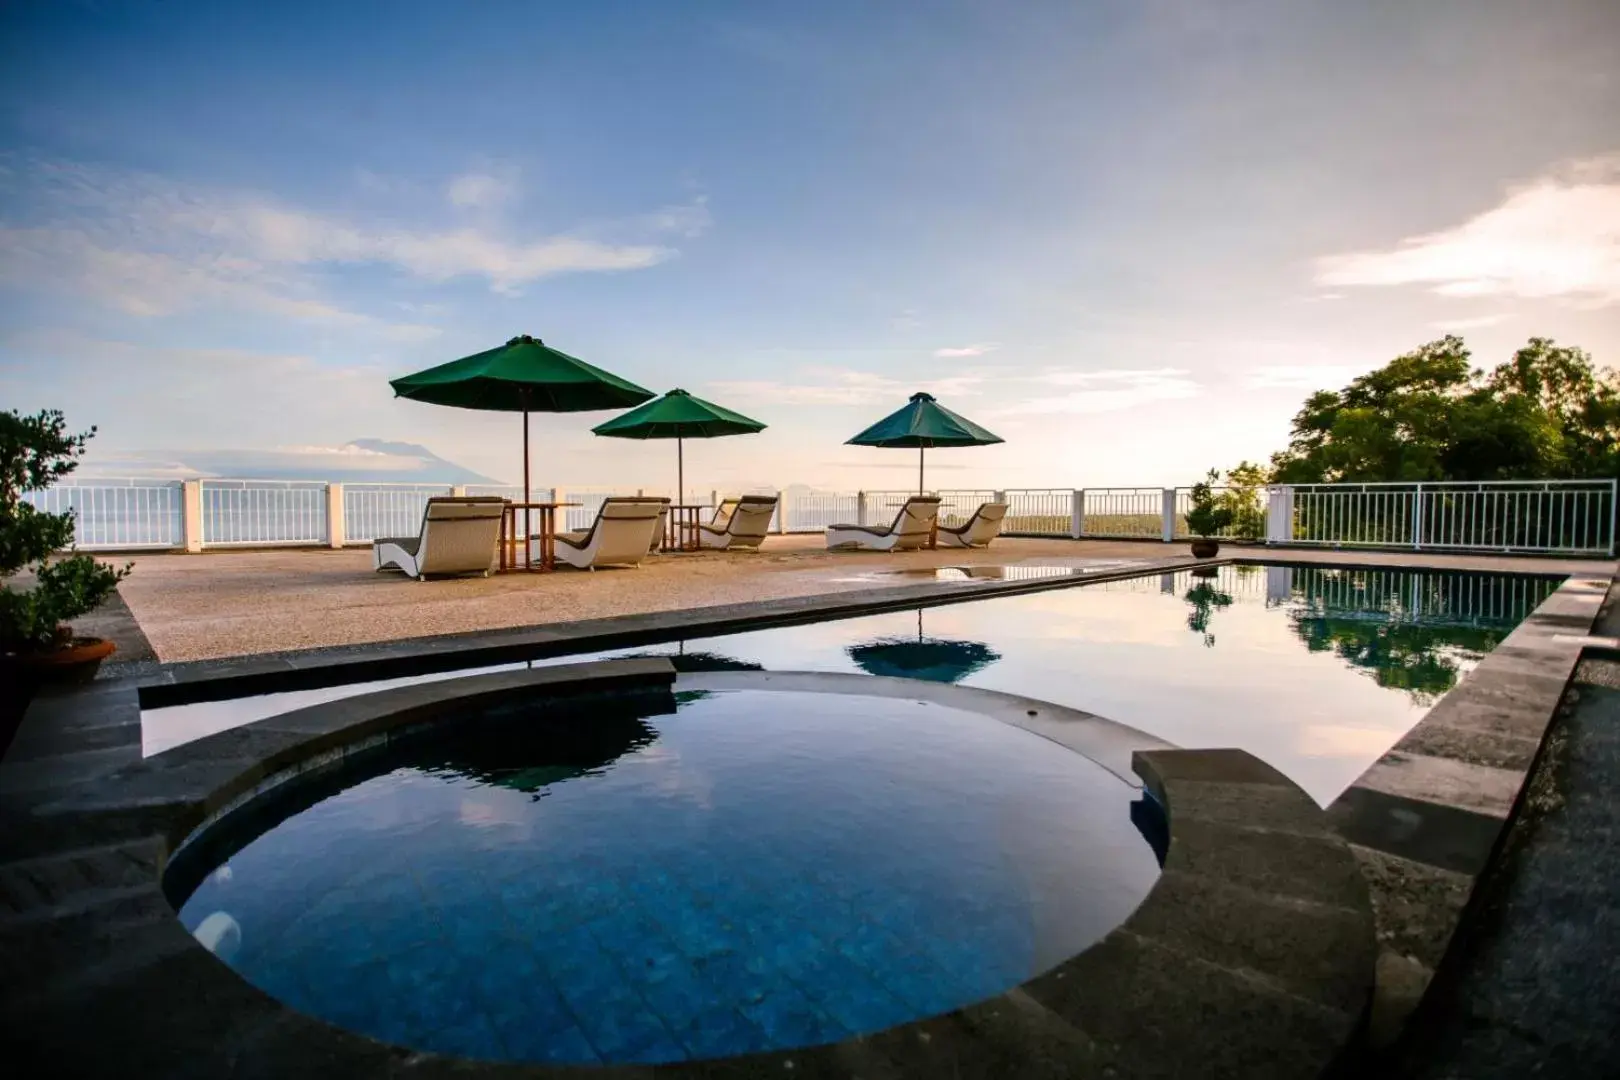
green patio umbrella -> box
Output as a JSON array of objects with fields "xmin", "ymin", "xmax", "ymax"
[
  {"xmin": 846, "ymin": 391, "xmax": 1004, "ymax": 494},
  {"xmin": 390, "ymin": 334, "xmax": 654, "ymax": 506},
  {"xmin": 591, "ymin": 388, "xmax": 766, "ymax": 502}
]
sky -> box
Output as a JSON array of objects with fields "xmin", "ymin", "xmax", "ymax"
[{"xmin": 1, "ymin": 0, "xmax": 1617, "ymax": 495}]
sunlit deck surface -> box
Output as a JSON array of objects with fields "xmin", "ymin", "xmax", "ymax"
[{"xmin": 94, "ymin": 536, "xmax": 1611, "ymax": 663}]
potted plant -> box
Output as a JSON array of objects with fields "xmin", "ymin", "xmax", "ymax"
[
  {"xmin": 1184, "ymin": 469, "xmax": 1234, "ymax": 558},
  {"xmin": 1, "ymin": 409, "xmax": 131, "ymax": 696}
]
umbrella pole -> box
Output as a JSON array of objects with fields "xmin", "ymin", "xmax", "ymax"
[
  {"xmin": 919, "ymin": 445, "xmax": 925, "ymax": 495},
  {"xmin": 678, "ymin": 436, "xmax": 684, "ymax": 505},
  {"xmin": 522, "ymin": 405, "xmax": 531, "ymax": 567}
]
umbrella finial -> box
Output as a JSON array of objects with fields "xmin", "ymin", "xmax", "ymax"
[
  {"xmin": 507, "ymin": 334, "xmax": 542, "ymax": 346},
  {"xmin": 910, "ymin": 391, "xmax": 936, "ymax": 402},
  {"xmin": 668, "ymin": 388, "xmax": 689, "ymax": 396}
]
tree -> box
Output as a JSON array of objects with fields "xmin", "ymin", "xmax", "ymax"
[
  {"xmin": 0, "ymin": 410, "xmax": 130, "ymax": 652},
  {"xmin": 1268, "ymin": 336, "xmax": 1618, "ymax": 483}
]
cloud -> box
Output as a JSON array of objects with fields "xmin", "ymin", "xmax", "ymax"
[
  {"xmin": 0, "ymin": 156, "xmax": 700, "ymax": 324},
  {"xmin": 1314, "ymin": 152, "xmax": 1620, "ymax": 306},
  {"xmin": 992, "ymin": 368, "xmax": 1199, "ymax": 415},
  {"xmin": 1247, "ymin": 365, "xmax": 1367, "ymax": 390},
  {"xmin": 1430, "ymin": 313, "xmax": 1508, "ymax": 332},
  {"xmin": 708, "ymin": 367, "xmax": 983, "ymax": 406},
  {"xmin": 446, "ymin": 168, "xmax": 518, "ymax": 210},
  {"xmin": 933, "ymin": 342, "xmax": 999, "ymax": 358},
  {"xmin": 890, "ymin": 309, "xmax": 921, "ymax": 330}
]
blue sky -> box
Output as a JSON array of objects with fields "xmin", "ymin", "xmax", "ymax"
[{"xmin": 2, "ymin": 0, "xmax": 1617, "ymax": 494}]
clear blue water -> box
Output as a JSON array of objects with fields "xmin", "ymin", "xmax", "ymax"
[{"xmin": 175, "ymin": 687, "xmax": 1162, "ymax": 1065}]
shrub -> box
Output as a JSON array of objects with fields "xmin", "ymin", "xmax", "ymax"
[
  {"xmin": 0, "ymin": 410, "xmax": 130, "ymax": 653},
  {"xmin": 1184, "ymin": 469, "xmax": 1235, "ymax": 539}
]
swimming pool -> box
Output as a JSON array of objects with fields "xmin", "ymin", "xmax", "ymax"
[
  {"xmin": 147, "ymin": 563, "xmax": 1563, "ymax": 804},
  {"xmin": 170, "ymin": 683, "xmax": 1164, "ymax": 1065}
]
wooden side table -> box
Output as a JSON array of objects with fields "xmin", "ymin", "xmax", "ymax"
[
  {"xmin": 497, "ymin": 502, "xmax": 581, "ymax": 572},
  {"xmin": 664, "ymin": 504, "xmax": 707, "ymax": 552}
]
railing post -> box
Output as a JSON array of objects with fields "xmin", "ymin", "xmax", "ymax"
[
  {"xmin": 325, "ymin": 483, "xmax": 345, "ymax": 549},
  {"xmin": 182, "ymin": 479, "xmax": 203, "ymax": 553},
  {"xmin": 1610, "ymin": 480, "xmax": 1617, "ymax": 558},
  {"xmin": 1266, "ymin": 486, "xmax": 1292, "ymax": 545},
  {"xmin": 710, "ymin": 489, "xmax": 719, "ymax": 510},
  {"xmin": 1071, "ymin": 489, "xmax": 1084, "ymax": 539},
  {"xmin": 1411, "ymin": 483, "xmax": 1424, "ymax": 549},
  {"xmin": 857, "ymin": 491, "xmax": 867, "ymax": 527},
  {"xmin": 774, "ymin": 490, "xmax": 786, "ymax": 534},
  {"xmin": 1161, "ymin": 488, "xmax": 1176, "ymax": 543}
]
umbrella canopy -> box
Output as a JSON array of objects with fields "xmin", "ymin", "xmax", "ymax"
[
  {"xmin": 592, "ymin": 388, "xmax": 766, "ymax": 502},
  {"xmin": 846, "ymin": 609, "xmax": 1003, "ymax": 683},
  {"xmin": 847, "ymin": 637, "xmax": 1002, "ymax": 684},
  {"xmin": 846, "ymin": 391, "xmax": 1003, "ymax": 494},
  {"xmin": 390, "ymin": 334, "xmax": 654, "ymax": 504}
]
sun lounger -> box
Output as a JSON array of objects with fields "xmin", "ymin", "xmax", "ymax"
[
  {"xmin": 699, "ymin": 494, "xmax": 778, "ymax": 551},
  {"xmin": 825, "ymin": 496, "xmax": 943, "ymax": 552},
  {"xmin": 372, "ymin": 496, "xmax": 507, "ymax": 580},
  {"xmin": 935, "ymin": 502, "xmax": 1009, "ymax": 548},
  {"xmin": 540, "ymin": 497, "xmax": 665, "ymax": 570}
]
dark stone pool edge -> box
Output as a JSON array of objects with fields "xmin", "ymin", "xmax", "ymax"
[
  {"xmin": 1320, "ymin": 571, "xmax": 1613, "ymax": 1051},
  {"xmin": 0, "ymin": 656, "xmax": 1375, "ymax": 1079}
]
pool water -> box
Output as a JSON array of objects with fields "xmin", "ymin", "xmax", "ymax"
[
  {"xmin": 175, "ymin": 687, "xmax": 1161, "ymax": 1065},
  {"xmin": 146, "ymin": 565, "xmax": 1561, "ymax": 805}
]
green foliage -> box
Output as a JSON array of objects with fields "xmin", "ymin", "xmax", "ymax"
[
  {"xmin": 1184, "ymin": 469, "xmax": 1235, "ymax": 538},
  {"xmin": 1269, "ymin": 336, "xmax": 1619, "ymax": 482},
  {"xmin": 0, "ymin": 409, "xmax": 131, "ymax": 653},
  {"xmin": 1184, "ymin": 580, "xmax": 1233, "ymax": 647},
  {"xmin": 1216, "ymin": 461, "xmax": 1268, "ymax": 539}
]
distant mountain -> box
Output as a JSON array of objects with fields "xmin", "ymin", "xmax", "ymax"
[{"xmin": 77, "ymin": 439, "xmax": 503, "ymax": 485}]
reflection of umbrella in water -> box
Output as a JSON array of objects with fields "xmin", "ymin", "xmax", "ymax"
[
  {"xmin": 846, "ymin": 610, "xmax": 1001, "ymax": 683},
  {"xmin": 423, "ymin": 701, "xmax": 663, "ymax": 800}
]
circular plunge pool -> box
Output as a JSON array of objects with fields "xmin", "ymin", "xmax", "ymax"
[{"xmin": 169, "ymin": 684, "xmax": 1163, "ymax": 1066}]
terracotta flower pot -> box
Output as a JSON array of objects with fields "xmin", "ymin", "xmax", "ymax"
[
  {"xmin": 1190, "ymin": 538, "xmax": 1220, "ymax": 559},
  {"xmin": 8, "ymin": 637, "xmax": 117, "ymax": 685}
]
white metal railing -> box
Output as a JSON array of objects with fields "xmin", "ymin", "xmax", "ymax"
[
  {"xmin": 21, "ymin": 475, "xmax": 1617, "ymax": 557},
  {"xmin": 1272, "ymin": 480, "xmax": 1616, "ymax": 556},
  {"xmin": 783, "ymin": 491, "xmax": 859, "ymax": 532},
  {"xmin": 200, "ymin": 479, "xmax": 328, "ymax": 546},
  {"xmin": 21, "ymin": 478, "xmax": 185, "ymax": 549},
  {"xmin": 1080, "ymin": 488, "xmax": 1166, "ymax": 539},
  {"xmin": 1003, "ymin": 489, "xmax": 1074, "ymax": 537},
  {"xmin": 342, "ymin": 484, "xmax": 454, "ymax": 543}
]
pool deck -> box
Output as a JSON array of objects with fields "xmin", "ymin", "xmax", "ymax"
[
  {"xmin": 3, "ymin": 539, "xmax": 1617, "ymax": 1077},
  {"xmin": 98, "ymin": 536, "xmax": 1612, "ymax": 664}
]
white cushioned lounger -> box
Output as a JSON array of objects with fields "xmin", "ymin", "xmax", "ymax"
[
  {"xmin": 372, "ymin": 496, "xmax": 506, "ymax": 580},
  {"xmin": 699, "ymin": 495, "xmax": 778, "ymax": 551},
  {"xmin": 825, "ymin": 496, "xmax": 942, "ymax": 552},
  {"xmin": 936, "ymin": 502, "xmax": 1009, "ymax": 548}
]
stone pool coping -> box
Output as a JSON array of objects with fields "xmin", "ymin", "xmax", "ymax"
[
  {"xmin": 1, "ymin": 657, "xmax": 1375, "ymax": 1078},
  {"xmin": 0, "ymin": 550, "xmax": 1606, "ymax": 1076}
]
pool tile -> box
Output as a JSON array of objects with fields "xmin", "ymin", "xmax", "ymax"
[
  {"xmin": 498, "ymin": 1017, "xmax": 602, "ymax": 1065},
  {"xmin": 675, "ymin": 1007, "xmax": 771, "ymax": 1060}
]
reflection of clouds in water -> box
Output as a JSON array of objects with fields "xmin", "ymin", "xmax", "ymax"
[
  {"xmin": 212, "ymin": 865, "xmax": 233, "ymax": 884},
  {"xmin": 194, "ymin": 911, "xmax": 242, "ymax": 960},
  {"xmin": 458, "ymin": 797, "xmax": 531, "ymax": 830},
  {"xmin": 623, "ymin": 739, "xmax": 715, "ymax": 812}
]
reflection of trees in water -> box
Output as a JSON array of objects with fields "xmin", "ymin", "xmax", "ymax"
[
  {"xmin": 1183, "ymin": 582, "xmax": 1233, "ymax": 648},
  {"xmin": 1282, "ymin": 569, "xmax": 1556, "ymax": 704}
]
